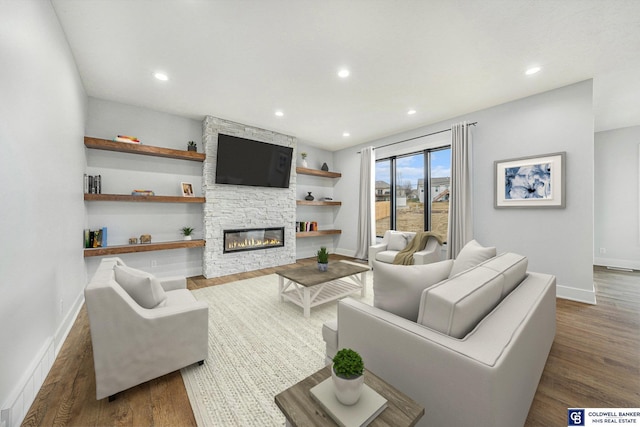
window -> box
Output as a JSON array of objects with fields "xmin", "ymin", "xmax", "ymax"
[{"xmin": 375, "ymin": 147, "xmax": 451, "ymax": 242}]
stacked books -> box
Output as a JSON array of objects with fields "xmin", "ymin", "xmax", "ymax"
[
  {"xmin": 131, "ymin": 190, "xmax": 155, "ymax": 196},
  {"xmin": 84, "ymin": 227, "xmax": 108, "ymax": 248},
  {"xmin": 298, "ymin": 221, "xmax": 318, "ymax": 232},
  {"xmin": 114, "ymin": 135, "xmax": 141, "ymax": 144},
  {"xmin": 84, "ymin": 174, "xmax": 102, "ymax": 194}
]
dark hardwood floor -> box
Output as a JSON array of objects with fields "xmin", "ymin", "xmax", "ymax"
[{"xmin": 22, "ymin": 261, "xmax": 640, "ymax": 426}]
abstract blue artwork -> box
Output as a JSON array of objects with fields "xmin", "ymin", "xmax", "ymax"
[
  {"xmin": 494, "ymin": 152, "xmax": 565, "ymax": 208},
  {"xmin": 504, "ymin": 162, "xmax": 552, "ymax": 200}
]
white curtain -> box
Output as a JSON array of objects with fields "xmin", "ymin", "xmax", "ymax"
[
  {"xmin": 447, "ymin": 122, "xmax": 473, "ymax": 259},
  {"xmin": 354, "ymin": 146, "xmax": 375, "ymax": 260}
]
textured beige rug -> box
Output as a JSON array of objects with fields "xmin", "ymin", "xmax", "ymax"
[{"xmin": 181, "ymin": 268, "xmax": 374, "ymax": 426}]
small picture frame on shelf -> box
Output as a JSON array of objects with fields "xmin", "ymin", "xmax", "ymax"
[{"xmin": 181, "ymin": 182, "xmax": 194, "ymax": 197}]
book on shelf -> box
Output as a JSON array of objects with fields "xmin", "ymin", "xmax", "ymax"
[
  {"xmin": 131, "ymin": 190, "xmax": 155, "ymax": 196},
  {"xmin": 84, "ymin": 174, "xmax": 102, "ymax": 194},
  {"xmin": 84, "ymin": 227, "xmax": 108, "ymax": 248},
  {"xmin": 297, "ymin": 221, "xmax": 319, "ymax": 232},
  {"xmin": 114, "ymin": 135, "xmax": 141, "ymax": 144}
]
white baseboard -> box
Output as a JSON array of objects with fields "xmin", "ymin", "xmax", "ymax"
[
  {"xmin": 594, "ymin": 257, "xmax": 640, "ymax": 271},
  {"xmin": 1, "ymin": 292, "xmax": 84, "ymax": 427},
  {"xmin": 556, "ymin": 283, "xmax": 597, "ymax": 305},
  {"xmin": 334, "ymin": 247, "xmax": 357, "ymax": 258}
]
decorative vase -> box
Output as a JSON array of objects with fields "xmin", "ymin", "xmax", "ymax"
[
  {"xmin": 184, "ymin": 235, "xmax": 192, "ymax": 241},
  {"xmin": 187, "ymin": 146, "xmax": 196, "ymax": 152},
  {"xmin": 302, "ymin": 159, "xmax": 308, "ymax": 167},
  {"xmin": 331, "ymin": 364, "xmax": 364, "ymax": 405},
  {"xmin": 305, "ymin": 192, "xmax": 314, "ymax": 201},
  {"xmin": 321, "ymin": 162, "xmax": 329, "ymax": 171},
  {"xmin": 318, "ymin": 262, "xmax": 328, "ymax": 272}
]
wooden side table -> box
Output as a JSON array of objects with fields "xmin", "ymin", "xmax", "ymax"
[{"xmin": 275, "ymin": 365, "xmax": 424, "ymax": 426}]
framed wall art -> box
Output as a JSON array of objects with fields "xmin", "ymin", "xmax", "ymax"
[
  {"xmin": 494, "ymin": 152, "xmax": 565, "ymax": 208},
  {"xmin": 181, "ymin": 182, "xmax": 194, "ymax": 197}
]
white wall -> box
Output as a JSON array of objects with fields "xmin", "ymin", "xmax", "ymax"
[
  {"xmin": 0, "ymin": 1, "xmax": 87, "ymax": 424},
  {"xmin": 84, "ymin": 98, "xmax": 204, "ymax": 279},
  {"xmin": 334, "ymin": 81, "xmax": 595, "ymax": 303},
  {"xmin": 594, "ymin": 126, "xmax": 640, "ymax": 270}
]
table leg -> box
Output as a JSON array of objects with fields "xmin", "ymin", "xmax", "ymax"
[
  {"xmin": 279, "ymin": 276, "xmax": 284, "ymax": 302},
  {"xmin": 303, "ymin": 287, "xmax": 311, "ymax": 318},
  {"xmin": 360, "ymin": 272, "xmax": 366, "ymax": 297}
]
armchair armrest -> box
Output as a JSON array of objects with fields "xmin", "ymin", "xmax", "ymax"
[{"xmin": 368, "ymin": 243, "xmax": 388, "ymax": 267}]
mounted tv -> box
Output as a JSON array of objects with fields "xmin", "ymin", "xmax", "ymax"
[{"xmin": 215, "ymin": 134, "xmax": 293, "ymax": 188}]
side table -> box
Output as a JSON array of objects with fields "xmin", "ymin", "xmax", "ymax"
[{"xmin": 275, "ymin": 365, "xmax": 424, "ymax": 426}]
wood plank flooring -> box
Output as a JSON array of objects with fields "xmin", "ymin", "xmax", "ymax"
[{"xmin": 22, "ymin": 261, "xmax": 639, "ymax": 427}]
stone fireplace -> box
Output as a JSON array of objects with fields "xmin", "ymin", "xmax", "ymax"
[
  {"xmin": 223, "ymin": 227, "xmax": 285, "ymax": 253},
  {"xmin": 202, "ymin": 116, "xmax": 297, "ymax": 278}
]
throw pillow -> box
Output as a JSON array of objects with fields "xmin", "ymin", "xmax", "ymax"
[
  {"xmin": 373, "ymin": 259, "xmax": 454, "ymax": 321},
  {"xmin": 387, "ymin": 232, "xmax": 410, "ymax": 251},
  {"xmin": 449, "ymin": 239, "xmax": 496, "ymax": 278},
  {"xmin": 114, "ymin": 264, "xmax": 167, "ymax": 309}
]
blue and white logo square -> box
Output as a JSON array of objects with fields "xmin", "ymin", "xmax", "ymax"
[{"xmin": 568, "ymin": 409, "xmax": 585, "ymax": 426}]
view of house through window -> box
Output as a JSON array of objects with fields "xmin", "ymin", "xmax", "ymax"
[{"xmin": 375, "ymin": 147, "xmax": 451, "ymax": 243}]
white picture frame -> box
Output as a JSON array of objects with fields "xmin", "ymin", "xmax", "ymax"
[{"xmin": 181, "ymin": 182, "xmax": 194, "ymax": 197}]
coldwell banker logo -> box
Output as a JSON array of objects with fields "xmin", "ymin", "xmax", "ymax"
[{"xmin": 568, "ymin": 409, "xmax": 585, "ymax": 426}]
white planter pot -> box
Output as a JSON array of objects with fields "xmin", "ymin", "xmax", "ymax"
[
  {"xmin": 302, "ymin": 159, "xmax": 308, "ymax": 167},
  {"xmin": 318, "ymin": 262, "xmax": 328, "ymax": 272},
  {"xmin": 331, "ymin": 364, "xmax": 364, "ymax": 406},
  {"xmin": 184, "ymin": 235, "xmax": 192, "ymax": 241}
]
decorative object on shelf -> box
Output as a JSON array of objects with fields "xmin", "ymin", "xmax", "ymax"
[
  {"xmin": 114, "ymin": 135, "xmax": 140, "ymax": 144},
  {"xmin": 131, "ymin": 189, "xmax": 155, "ymax": 196},
  {"xmin": 187, "ymin": 141, "xmax": 197, "ymax": 152},
  {"xmin": 84, "ymin": 227, "xmax": 108, "ymax": 248},
  {"xmin": 128, "ymin": 237, "xmax": 138, "ymax": 245},
  {"xmin": 305, "ymin": 192, "xmax": 314, "ymax": 201},
  {"xmin": 321, "ymin": 162, "xmax": 329, "ymax": 171},
  {"xmin": 317, "ymin": 246, "xmax": 329, "ymax": 271},
  {"xmin": 140, "ymin": 234, "xmax": 152, "ymax": 244},
  {"xmin": 301, "ymin": 152, "xmax": 308, "ymax": 168},
  {"xmin": 181, "ymin": 226, "xmax": 194, "ymax": 241},
  {"xmin": 84, "ymin": 174, "xmax": 102, "ymax": 194},
  {"xmin": 494, "ymin": 152, "xmax": 566, "ymax": 208},
  {"xmin": 181, "ymin": 182, "xmax": 194, "ymax": 197},
  {"xmin": 331, "ymin": 348, "xmax": 364, "ymax": 405}
]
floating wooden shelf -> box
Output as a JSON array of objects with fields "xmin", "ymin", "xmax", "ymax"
[
  {"xmin": 296, "ymin": 230, "xmax": 342, "ymax": 238},
  {"xmin": 296, "ymin": 200, "xmax": 342, "ymax": 206},
  {"xmin": 84, "ymin": 239, "xmax": 205, "ymax": 257},
  {"xmin": 84, "ymin": 194, "xmax": 205, "ymax": 203},
  {"xmin": 84, "ymin": 137, "xmax": 206, "ymax": 162},
  {"xmin": 296, "ymin": 167, "xmax": 341, "ymax": 178}
]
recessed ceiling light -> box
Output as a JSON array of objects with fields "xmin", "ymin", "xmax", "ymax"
[
  {"xmin": 154, "ymin": 72, "xmax": 169, "ymax": 81},
  {"xmin": 525, "ymin": 66, "xmax": 541, "ymax": 75},
  {"xmin": 338, "ymin": 69, "xmax": 350, "ymax": 78},
  {"xmin": 275, "ymin": 110, "xmax": 284, "ymax": 117},
  {"xmin": 407, "ymin": 109, "xmax": 417, "ymax": 115},
  {"xmin": 343, "ymin": 132, "xmax": 350, "ymax": 137}
]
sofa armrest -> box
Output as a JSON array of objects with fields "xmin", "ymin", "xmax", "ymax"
[
  {"xmin": 368, "ymin": 243, "xmax": 388, "ymax": 267},
  {"xmin": 160, "ymin": 276, "xmax": 187, "ymax": 291}
]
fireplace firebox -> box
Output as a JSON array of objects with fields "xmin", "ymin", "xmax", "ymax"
[{"xmin": 223, "ymin": 227, "xmax": 285, "ymax": 253}]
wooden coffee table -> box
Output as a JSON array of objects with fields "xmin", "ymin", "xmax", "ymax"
[
  {"xmin": 276, "ymin": 261, "xmax": 369, "ymax": 317},
  {"xmin": 275, "ymin": 365, "xmax": 424, "ymax": 426}
]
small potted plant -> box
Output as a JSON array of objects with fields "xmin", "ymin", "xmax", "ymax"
[
  {"xmin": 331, "ymin": 348, "xmax": 365, "ymax": 405},
  {"xmin": 317, "ymin": 246, "xmax": 329, "ymax": 271},
  {"xmin": 300, "ymin": 152, "xmax": 308, "ymax": 167},
  {"xmin": 181, "ymin": 226, "xmax": 194, "ymax": 241},
  {"xmin": 187, "ymin": 141, "xmax": 197, "ymax": 152}
]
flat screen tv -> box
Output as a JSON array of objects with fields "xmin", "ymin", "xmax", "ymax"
[{"xmin": 215, "ymin": 134, "xmax": 293, "ymax": 188}]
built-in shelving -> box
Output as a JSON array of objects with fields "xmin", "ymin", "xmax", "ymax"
[
  {"xmin": 84, "ymin": 194, "xmax": 206, "ymax": 203},
  {"xmin": 296, "ymin": 230, "xmax": 342, "ymax": 238},
  {"xmin": 84, "ymin": 137, "xmax": 206, "ymax": 162},
  {"xmin": 296, "ymin": 167, "xmax": 341, "ymax": 178},
  {"xmin": 84, "ymin": 239, "xmax": 205, "ymax": 257},
  {"xmin": 296, "ymin": 200, "xmax": 342, "ymax": 206}
]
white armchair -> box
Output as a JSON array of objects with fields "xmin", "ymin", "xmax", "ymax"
[
  {"xmin": 369, "ymin": 230, "xmax": 442, "ymax": 267},
  {"xmin": 85, "ymin": 257, "xmax": 208, "ymax": 400}
]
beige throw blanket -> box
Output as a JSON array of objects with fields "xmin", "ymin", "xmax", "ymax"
[{"xmin": 393, "ymin": 231, "xmax": 444, "ymax": 265}]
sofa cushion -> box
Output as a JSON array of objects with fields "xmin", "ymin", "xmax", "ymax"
[
  {"xmin": 481, "ymin": 252, "xmax": 528, "ymax": 297},
  {"xmin": 417, "ymin": 265, "xmax": 504, "ymax": 338},
  {"xmin": 449, "ymin": 239, "xmax": 496, "ymax": 278},
  {"xmin": 388, "ymin": 232, "xmax": 411, "ymax": 251},
  {"xmin": 375, "ymin": 250, "xmax": 399, "ymax": 263},
  {"xmin": 373, "ymin": 259, "xmax": 454, "ymax": 321},
  {"xmin": 114, "ymin": 265, "xmax": 167, "ymax": 309}
]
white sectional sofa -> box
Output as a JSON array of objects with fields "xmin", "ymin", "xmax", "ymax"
[
  {"xmin": 323, "ymin": 246, "xmax": 556, "ymax": 427},
  {"xmin": 85, "ymin": 257, "xmax": 209, "ymax": 400}
]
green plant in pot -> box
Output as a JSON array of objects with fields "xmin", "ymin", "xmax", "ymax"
[
  {"xmin": 331, "ymin": 348, "xmax": 364, "ymax": 405},
  {"xmin": 187, "ymin": 141, "xmax": 197, "ymax": 152},
  {"xmin": 181, "ymin": 226, "xmax": 194, "ymax": 241},
  {"xmin": 317, "ymin": 246, "xmax": 329, "ymax": 272}
]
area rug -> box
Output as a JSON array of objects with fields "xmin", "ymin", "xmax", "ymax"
[{"xmin": 180, "ymin": 266, "xmax": 374, "ymax": 426}]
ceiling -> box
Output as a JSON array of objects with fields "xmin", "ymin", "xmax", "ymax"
[{"xmin": 51, "ymin": 0, "xmax": 640, "ymax": 151}]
